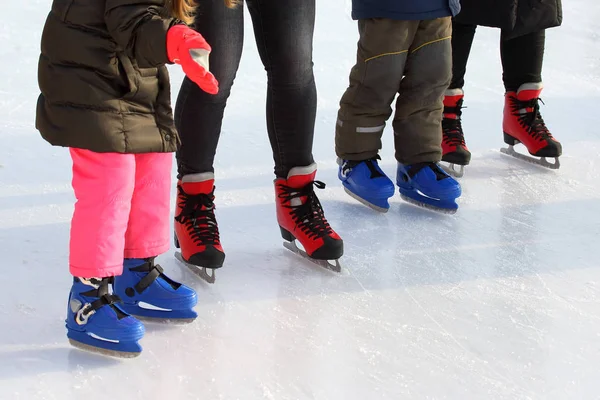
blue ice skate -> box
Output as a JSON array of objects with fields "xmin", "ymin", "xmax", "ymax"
[
  {"xmin": 66, "ymin": 277, "xmax": 145, "ymax": 358},
  {"xmin": 396, "ymin": 162, "xmax": 461, "ymax": 214},
  {"xmin": 113, "ymin": 258, "xmax": 198, "ymax": 322},
  {"xmin": 338, "ymin": 157, "xmax": 395, "ymax": 212}
]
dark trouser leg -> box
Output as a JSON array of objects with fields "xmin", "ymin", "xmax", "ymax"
[
  {"xmin": 246, "ymin": 0, "xmax": 316, "ymax": 178},
  {"xmin": 336, "ymin": 19, "xmax": 418, "ymax": 161},
  {"xmin": 393, "ymin": 17, "xmax": 452, "ymax": 164},
  {"xmin": 175, "ymin": 0, "xmax": 244, "ymax": 178},
  {"xmin": 501, "ymin": 30, "xmax": 545, "ymax": 91},
  {"xmin": 449, "ymin": 20, "xmax": 477, "ymax": 90}
]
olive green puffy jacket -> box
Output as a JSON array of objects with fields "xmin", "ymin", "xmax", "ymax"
[{"xmin": 36, "ymin": 0, "xmax": 181, "ymax": 153}]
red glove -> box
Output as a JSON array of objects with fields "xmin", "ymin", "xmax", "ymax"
[{"xmin": 166, "ymin": 25, "xmax": 219, "ymax": 94}]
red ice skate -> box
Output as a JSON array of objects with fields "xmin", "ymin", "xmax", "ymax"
[
  {"xmin": 501, "ymin": 82, "xmax": 562, "ymax": 169},
  {"xmin": 441, "ymin": 88, "xmax": 471, "ymax": 178},
  {"xmin": 174, "ymin": 173, "xmax": 224, "ymax": 283},
  {"xmin": 274, "ymin": 164, "xmax": 343, "ymax": 272}
]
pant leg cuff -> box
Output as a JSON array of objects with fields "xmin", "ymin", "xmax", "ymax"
[
  {"xmin": 70, "ymin": 264, "xmax": 123, "ymax": 278},
  {"xmin": 124, "ymin": 243, "xmax": 170, "ymax": 259}
]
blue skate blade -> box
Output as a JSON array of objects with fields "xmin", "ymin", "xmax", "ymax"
[
  {"xmin": 119, "ymin": 303, "xmax": 197, "ymax": 322},
  {"xmin": 399, "ymin": 189, "xmax": 458, "ymax": 214},
  {"xmin": 343, "ymin": 186, "xmax": 390, "ymax": 213},
  {"xmin": 67, "ymin": 330, "xmax": 142, "ymax": 358}
]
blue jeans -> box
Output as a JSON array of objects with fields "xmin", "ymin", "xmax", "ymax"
[{"xmin": 175, "ymin": 0, "xmax": 317, "ymax": 178}]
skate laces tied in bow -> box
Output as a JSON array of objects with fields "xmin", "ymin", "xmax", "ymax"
[
  {"xmin": 443, "ymin": 99, "xmax": 466, "ymax": 147},
  {"xmin": 175, "ymin": 186, "xmax": 220, "ymax": 246},
  {"xmin": 510, "ymin": 96, "xmax": 554, "ymax": 141},
  {"xmin": 278, "ymin": 181, "xmax": 333, "ymax": 240}
]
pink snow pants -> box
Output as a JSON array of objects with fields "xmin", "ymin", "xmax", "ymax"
[{"xmin": 69, "ymin": 148, "xmax": 172, "ymax": 278}]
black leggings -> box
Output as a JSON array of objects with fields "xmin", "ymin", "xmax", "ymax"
[
  {"xmin": 175, "ymin": 0, "xmax": 317, "ymax": 179},
  {"xmin": 450, "ymin": 21, "xmax": 546, "ymax": 92}
]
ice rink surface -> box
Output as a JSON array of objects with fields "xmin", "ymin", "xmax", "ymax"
[{"xmin": 1, "ymin": 1, "xmax": 599, "ymax": 398}]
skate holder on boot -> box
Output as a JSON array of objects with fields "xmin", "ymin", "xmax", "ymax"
[{"xmin": 66, "ymin": 277, "xmax": 145, "ymax": 358}]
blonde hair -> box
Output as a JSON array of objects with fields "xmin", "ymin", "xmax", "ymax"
[{"xmin": 171, "ymin": 0, "xmax": 238, "ymax": 25}]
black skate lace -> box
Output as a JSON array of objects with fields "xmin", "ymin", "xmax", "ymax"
[
  {"xmin": 277, "ymin": 181, "xmax": 333, "ymax": 240},
  {"xmin": 342, "ymin": 155, "xmax": 384, "ymax": 179},
  {"xmin": 174, "ymin": 185, "xmax": 220, "ymax": 246},
  {"xmin": 442, "ymin": 100, "xmax": 466, "ymax": 147},
  {"xmin": 509, "ymin": 95, "xmax": 554, "ymax": 141},
  {"xmin": 406, "ymin": 162, "xmax": 449, "ymax": 181}
]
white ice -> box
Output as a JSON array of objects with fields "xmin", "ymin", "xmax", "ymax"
[{"xmin": 1, "ymin": 0, "xmax": 600, "ymax": 399}]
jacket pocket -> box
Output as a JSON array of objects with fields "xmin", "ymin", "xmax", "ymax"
[{"xmin": 116, "ymin": 52, "xmax": 139, "ymax": 100}]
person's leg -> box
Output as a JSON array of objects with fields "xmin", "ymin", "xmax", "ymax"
[
  {"xmin": 246, "ymin": 0, "xmax": 316, "ymax": 177},
  {"xmin": 501, "ymin": 29, "xmax": 545, "ymax": 91},
  {"xmin": 449, "ymin": 21, "xmax": 477, "ymax": 90},
  {"xmin": 442, "ymin": 20, "xmax": 477, "ymax": 170},
  {"xmin": 334, "ymin": 19, "xmax": 419, "ymax": 212},
  {"xmin": 173, "ymin": 1, "xmax": 243, "ymax": 271},
  {"xmin": 69, "ymin": 148, "xmax": 135, "ymax": 278},
  {"xmin": 393, "ymin": 18, "xmax": 461, "ymax": 212},
  {"xmin": 175, "ymin": 0, "xmax": 244, "ymax": 177},
  {"xmin": 123, "ymin": 153, "xmax": 172, "ymax": 258},
  {"xmin": 247, "ymin": 0, "xmax": 342, "ymax": 262},
  {"xmin": 335, "ymin": 19, "xmax": 417, "ymax": 162},
  {"xmin": 500, "ymin": 29, "xmax": 561, "ymax": 162},
  {"xmin": 393, "ymin": 17, "xmax": 453, "ymax": 165},
  {"xmin": 115, "ymin": 153, "xmax": 198, "ymax": 320},
  {"xmin": 66, "ymin": 148, "xmax": 144, "ymax": 357}
]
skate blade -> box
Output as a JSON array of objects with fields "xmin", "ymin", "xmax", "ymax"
[
  {"xmin": 133, "ymin": 314, "xmax": 197, "ymax": 324},
  {"xmin": 175, "ymin": 252, "xmax": 216, "ymax": 284},
  {"xmin": 399, "ymin": 194, "xmax": 458, "ymax": 215},
  {"xmin": 283, "ymin": 241, "xmax": 342, "ymax": 273},
  {"xmin": 343, "ymin": 187, "xmax": 389, "ymax": 213},
  {"xmin": 440, "ymin": 162, "xmax": 465, "ymax": 178},
  {"xmin": 500, "ymin": 145, "xmax": 560, "ymax": 170},
  {"xmin": 68, "ymin": 339, "xmax": 141, "ymax": 359}
]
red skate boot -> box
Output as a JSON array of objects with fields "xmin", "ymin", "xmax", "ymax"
[
  {"xmin": 274, "ymin": 164, "xmax": 343, "ymax": 272},
  {"xmin": 174, "ymin": 173, "xmax": 224, "ymax": 283},
  {"xmin": 501, "ymin": 82, "xmax": 562, "ymax": 169},
  {"xmin": 441, "ymin": 88, "xmax": 471, "ymax": 178}
]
